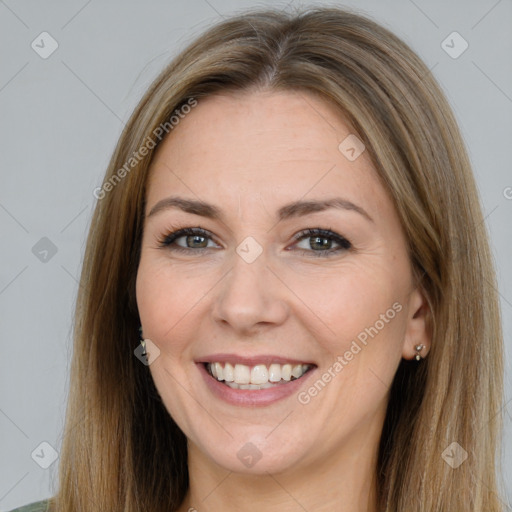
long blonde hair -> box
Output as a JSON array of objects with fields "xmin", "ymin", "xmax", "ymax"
[{"xmin": 50, "ymin": 6, "xmax": 505, "ymax": 511}]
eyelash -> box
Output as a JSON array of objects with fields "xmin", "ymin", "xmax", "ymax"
[{"xmin": 157, "ymin": 226, "xmax": 352, "ymax": 257}]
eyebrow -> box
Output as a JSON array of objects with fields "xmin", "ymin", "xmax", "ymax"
[{"xmin": 147, "ymin": 196, "xmax": 373, "ymax": 223}]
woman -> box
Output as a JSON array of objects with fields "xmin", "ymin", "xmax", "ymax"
[{"xmin": 11, "ymin": 6, "xmax": 505, "ymax": 512}]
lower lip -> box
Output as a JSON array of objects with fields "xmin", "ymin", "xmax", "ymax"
[{"xmin": 197, "ymin": 363, "xmax": 316, "ymax": 407}]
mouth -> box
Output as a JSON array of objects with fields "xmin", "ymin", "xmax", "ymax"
[{"xmin": 203, "ymin": 361, "xmax": 315, "ymax": 390}]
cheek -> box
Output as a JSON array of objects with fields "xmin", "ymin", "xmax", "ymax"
[
  {"xmin": 284, "ymin": 260, "xmax": 406, "ymax": 354},
  {"xmin": 135, "ymin": 254, "xmax": 201, "ymax": 358}
]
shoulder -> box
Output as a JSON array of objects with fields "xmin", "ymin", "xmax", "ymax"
[{"xmin": 6, "ymin": 499, "xmax": 50, "ymax": 512}]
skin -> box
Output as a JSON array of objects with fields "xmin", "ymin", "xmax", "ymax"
[{"xmin": 135, "ymin": 90, "xmax": 431, "ymax": 512}]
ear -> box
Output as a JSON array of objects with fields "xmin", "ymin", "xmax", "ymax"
[{"xmin": 402, "ymin": 287, "xmax": 431, "ymax": 360}]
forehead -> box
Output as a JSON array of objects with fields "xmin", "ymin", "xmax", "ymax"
[{"xmin": 146, "ymin": 90, "xmax": 389, "ymax": 219}]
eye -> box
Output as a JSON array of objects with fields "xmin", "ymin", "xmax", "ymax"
[
  {"xmin": 157, "ymin": 226, "xmax": 352, "ymax": 258},
  {"xmin": 290, "ymin": 228, "xmax": 352, "ymax": 257},
  {"xmin": 158, "ymin": 227, "xmax": 220, "ymax": 253}
]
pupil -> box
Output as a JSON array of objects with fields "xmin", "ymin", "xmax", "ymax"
[
  {"xmin": 188, "ymin": 235, "xmax": 207, "ymax": 248},
  {"xmin": 311, "ymin": 236, "xmax": 330, "ymax": 250}
]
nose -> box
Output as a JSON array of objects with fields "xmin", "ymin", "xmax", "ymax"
[{"xmin": 211, "ymin": 247, "xmax": 289, "ymax": 335}]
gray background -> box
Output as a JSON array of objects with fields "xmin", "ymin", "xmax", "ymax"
[{"xmin": 0, "ymin": 0, "xmax": 511, "ymax": 509}]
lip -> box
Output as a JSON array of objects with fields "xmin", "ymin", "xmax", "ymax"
[
  {"xmin": 195, "ymin": 353, "xmax": 315, "ymax": 367},
  {"xmin": 196, "ymin": 359, "xmax": 317, "ymax": 407}
]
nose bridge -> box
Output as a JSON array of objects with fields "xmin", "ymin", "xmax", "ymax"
[{"xmin": 212, "ymin": 238, "xmax": 288, "ymax": 331}]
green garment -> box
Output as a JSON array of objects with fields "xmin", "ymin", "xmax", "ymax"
[{"xmin": 7, "ymin": 500, "xmax": 49, "ymax": 512}]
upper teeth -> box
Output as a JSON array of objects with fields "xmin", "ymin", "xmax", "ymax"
[{"xmin": 207, "ymin": 362, "xmax": 311, "ymax": 385}]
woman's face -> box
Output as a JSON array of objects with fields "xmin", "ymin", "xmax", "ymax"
[{"xmin": 136, "ymin": 90, "xmax": 428, "ymax": 475}]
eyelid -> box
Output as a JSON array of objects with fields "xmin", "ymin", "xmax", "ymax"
[{"xmin": 157, "ymin": 226, "xmax": 221, "ymax": 249}]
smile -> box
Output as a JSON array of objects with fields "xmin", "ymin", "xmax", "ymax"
[{"xmin": 205, "ymin": 362, "xmax": 314, "ymax": 390}]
